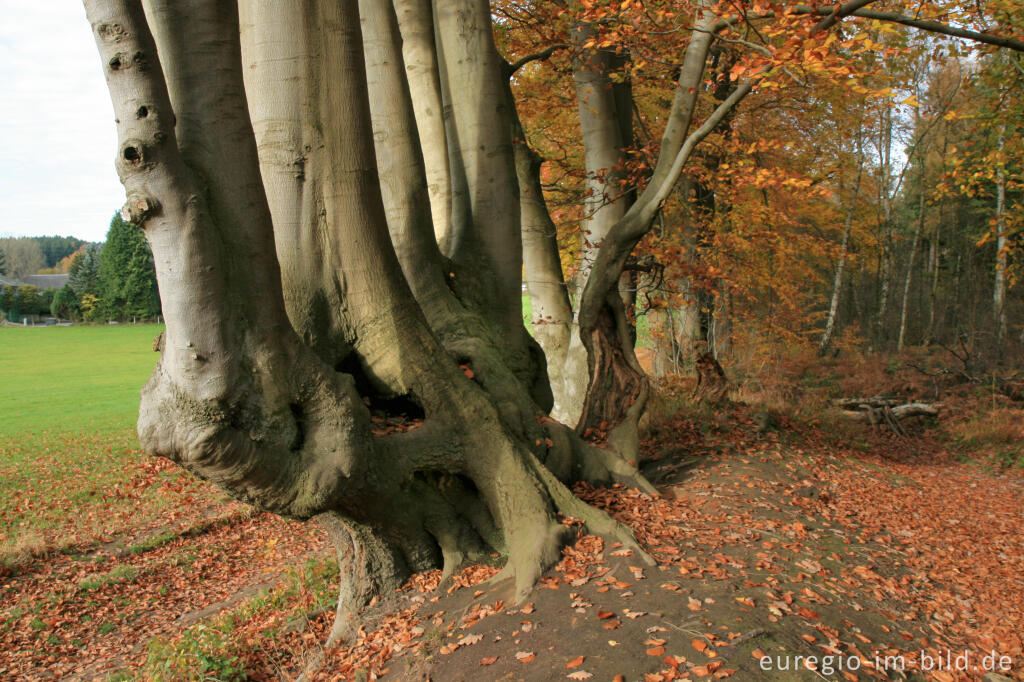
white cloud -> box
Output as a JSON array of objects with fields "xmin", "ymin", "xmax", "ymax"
[{"xmin": 0, "ymin": 2, "xmax": 124, "ymax": 242}]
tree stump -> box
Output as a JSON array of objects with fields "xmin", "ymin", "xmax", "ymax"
[{"xmin": 693, "ymin": 352, "xmax": 728, "ymax": 402}]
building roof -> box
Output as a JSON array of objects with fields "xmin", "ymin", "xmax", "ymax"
[{"xmin": 19, "ymin": 274, "xmax": 70, "ymax": 290}]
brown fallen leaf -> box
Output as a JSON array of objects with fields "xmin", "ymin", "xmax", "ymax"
[
  {"xmin": 646, "ymin": 646, "xmax": 666, "ymax": 657},
  {"xmin": 692, "ymin": 638, "xmax": 708, "ymax": 652},
  {"xmin": 480, "ymin": 656, "xmax": 498, "ymax": 666},
  {"xmin": 515, "ymin": 651, "xmax": 536, "ymax": 663},
  {"xmin": 566, "ymin": 655, "xmax": 585, "ymax": 668},
  {"xmin": 688, "ymin": 597, "xmax": 702, "ymax": 611},
  {"xmin": 597, "ymin": 610, "xmax": 615, "ymax": 620},
  {"xmin": 521, "ymin": 602, "xmax": 535, "ymax": 615},
  {"xmin": 567, "ymin": 672, "xmax": 593, "ymax": 681}
]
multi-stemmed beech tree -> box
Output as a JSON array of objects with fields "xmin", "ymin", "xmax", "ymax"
[{"xmin": 85, "ymin": 0, "xmax": 1023, "ymax": 642}]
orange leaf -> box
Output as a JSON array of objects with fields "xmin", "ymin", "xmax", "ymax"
[
  {"xmin": 692, "ymin": 638, "xmax": 708, "ymax": 652},
  {"xmin": 751, "ymin": 649, "xmax": 766, "ymax": 660},
  {"xmin": 646, "ymin": 646, "xmax": 666, "ymax": 656},
  {"xmin": 480, "ymin": 656, "xmax": 498, "ymax": 666},
  {"xmin": 567, "ymin": 656, "xmax": 585, "ymax": 668},
  {"xmin": 598, "ymin": 610, "xmax": 615, "ymax": 620}
]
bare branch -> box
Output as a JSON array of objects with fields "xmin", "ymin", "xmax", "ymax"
[
  {"xmin": 504, "ymin": 44, "xmax": 569, "ymax": 78},
  {"xmin": 811, "ymin": 0, "xmax": 879, "ymax": 33},
  {"xmin": 797, "ymin": 5, "xmax": 1024, "ymax": 52}
]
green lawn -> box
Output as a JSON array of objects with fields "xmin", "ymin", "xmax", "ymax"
[
  {"xmin": 0, "ymin": 324, "xmax": 234, "ymax": 564},
  {"xmin": 0, "ymin": 324, "xmax": 162, "ymax": 435}
]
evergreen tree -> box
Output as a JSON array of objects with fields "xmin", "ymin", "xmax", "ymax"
[
  {"xmin": 68, "ymin": 245, "xmax": 102, "ymax": 301},
  {"xmin": 98, "ymin": 212, "xmax": 160, "ymax": 320},
  {"xmin": 0, "ymin": 246, "xmax": 7, "ymax": 277}
]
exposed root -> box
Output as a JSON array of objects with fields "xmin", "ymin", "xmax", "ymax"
[
  {"xmin": 316, "ymin": 514, "xmax": 405, "ymax": 648},
  {"xmin": 576, "ymin": 439, "xmax": 659, "ymax": 496},
  {"xmin": 524, "ymin": 452, "xmax": 655, "ymax": 567}
]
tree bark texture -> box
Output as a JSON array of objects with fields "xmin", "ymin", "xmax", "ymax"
[{"xmin": 86, "ymin": 0, "xmax": 654, "ymax": 631}]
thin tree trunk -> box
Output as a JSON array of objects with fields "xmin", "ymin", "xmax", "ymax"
[
  {"xmin": 994, "ymin": 130, "xmax": 1008, "ymax": 344},
  {"xmin": 516, "ymin": 137, "xmax": 574, "ymax": 406},
  {"xmin": 897, "ymin": 169, "xmax": 927, "ymax": 351},
  {"xmin": 876, "ymin": 103, "xmax": 894, "ymax": 346},
  {"xmin": 820, "ymin": 135, "xmax": 864, "ymax": 355},
  {"xmin": 393, "ymin": 0, "xmax": 455, "ymax": 252}
]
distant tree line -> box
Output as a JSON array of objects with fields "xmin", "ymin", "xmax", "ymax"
[
  {"xmin": 0, "ymin": 235, "xmax": 86, "ymax": 279},
  {"xmin": 1, "ymin": 214, "xmax": 160, "ymax": 323}
]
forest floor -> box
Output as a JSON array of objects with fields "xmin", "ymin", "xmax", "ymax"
[{"xmin": 1, "ymin": 344, "xmax": 1023, "ymax": 681}]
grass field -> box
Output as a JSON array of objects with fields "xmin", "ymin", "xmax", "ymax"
[
  {"xmin": 0, "ymin": 323, "xmax": 218, "ymax": 567},
  {"xmin": 0, "ymin": 324, "xmax": 163, "ymax": 435}
]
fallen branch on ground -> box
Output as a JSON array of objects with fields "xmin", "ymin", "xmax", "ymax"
[{"xmin": 835, "ymin": 397, "xmax": 939, "ymax": 435}]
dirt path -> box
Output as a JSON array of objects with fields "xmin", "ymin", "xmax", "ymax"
[{"xmin": 293, "ymin": 407, "xmax": 1022, "ymax": 681}]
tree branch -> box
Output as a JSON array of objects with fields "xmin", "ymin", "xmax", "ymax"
[
  {"xmin": 810, "ymin": 0, "xmax": 878, "ymax": 34},
  {"xmin": 798, "ymin": 5, "xmax": 1024, "ymax": 52},
  {"xmin": 504, "ymin": 44, "xmax": 569, "ymax": 78}
]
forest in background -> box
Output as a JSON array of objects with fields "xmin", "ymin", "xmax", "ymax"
[{"xmin": 500, "ymin": 1, "xmax": 1022, "ymax": 374}]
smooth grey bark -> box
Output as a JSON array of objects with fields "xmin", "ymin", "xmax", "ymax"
[
  {"xmin": 897, "ymin": 167, "xmax": 927, "ymax": 352},
  {"xmin": 820, "ymin": 132, "xmax": 864, "ymax": 355},
  {"xmin": 394, "ymin": 0, "xmax": 455, "ymax": 252},
  {"xmin": 875, "ymin": 102, "xmax": 894, "ymax": 346},
  {"xmin": 516, "ymin": 138, "xmax": 574, "ymax": 404},
  {"xmin": 547, "ymin": 24, "xmax": 636, "ymax": 427},
  {"xmin": 994, "ymin": 131, "xmax": 1008, "ymax": 344},
  {"xmin": 88, "ymin": 0, "xmax": 653, "ymax": 637},
  {"xmin": 434, "ymin": 0, "xmax": 524, "ymax": 346}
]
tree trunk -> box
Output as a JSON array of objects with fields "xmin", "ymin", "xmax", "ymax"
[
  {"xmin": 693, "ymin": 352, "xmax": 728, "ymax": 402},
  {"xmin": 898, "ymin": 148, "xmax": 928, "ymax": 352},
  {"xmin": 994, "ymin": 130, "xmax": 1008, "ymax": 345},
  {"xmin": 820, "ymin": 134, "xmax": 864, "ymax": 355},
  {"xmin": 87, "ymin": 0, "xmax": 654, "ymax": 637},
  {"xmin": 875, "ymin": 103, "xmax": 894, "ymax": 347}
]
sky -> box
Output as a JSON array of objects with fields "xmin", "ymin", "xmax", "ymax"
[{"xmin": 0, "ymin": 3, "xmax": 123, "ymax": 243}]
